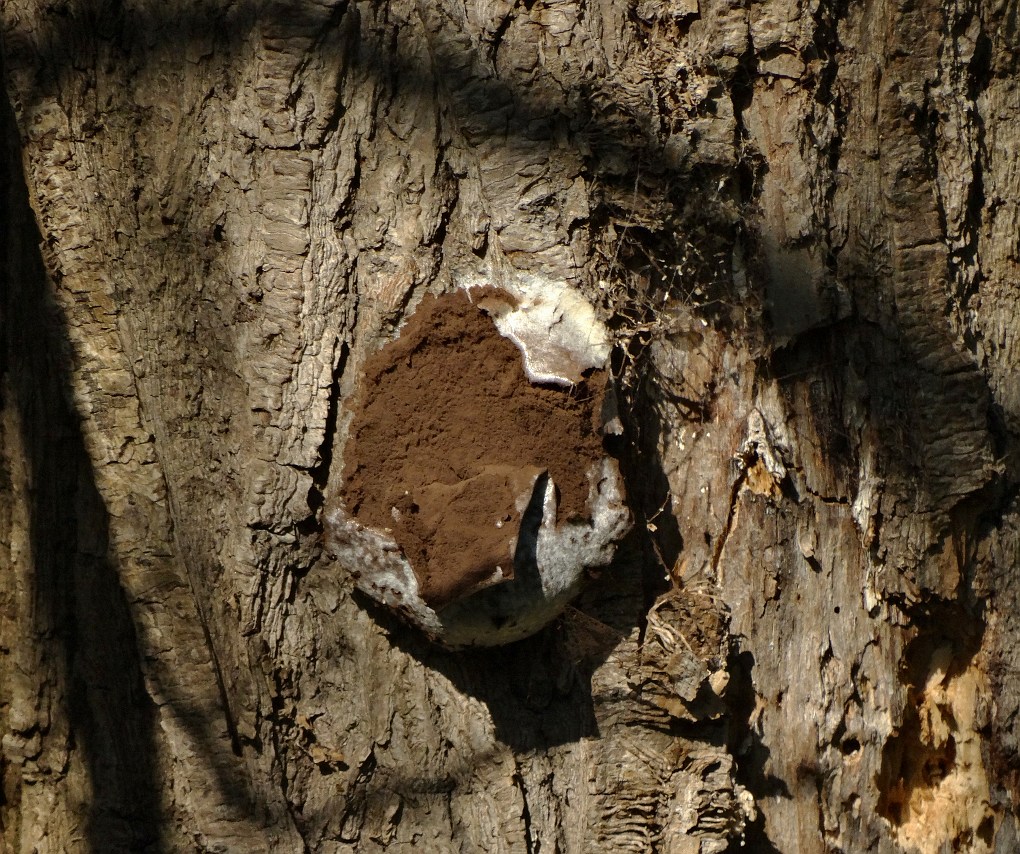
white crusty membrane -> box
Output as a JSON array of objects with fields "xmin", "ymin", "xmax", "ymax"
[{"xmin": 468, "ymin": 274, "xmax": 611, "ymax": 386}]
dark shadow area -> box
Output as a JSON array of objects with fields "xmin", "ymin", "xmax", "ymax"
[
  {"xmin": 615, "ymin": 358, "xmax": 686, "ymax": 612},
  {"xmin": 2, "ymin": 66, "xmax": 273, "ymax": 849},
  {"xmin": 0, "ymin": 70, "xmax": 162, "ymax": 851},
  {"xmin": 724, "ymin": 649, "xmax": 786, "ymax": 854},
  {"xmin": 353, "ymin": 524, "xmax": 653, "ymax": 752}
]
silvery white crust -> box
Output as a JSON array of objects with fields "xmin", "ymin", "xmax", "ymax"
[
  {"xmin": 325, "ymin": 458, "xmax": 631, "ymax": 648},
  {"xmin": 468, "ymin": 275, "xmax": 611, "ymax": 386},
  {"xmin": 437, "ymin": 457, "xmax": 631, "ymax": 647},
  {"xmin": 323, "ymin": 510, "xmax": 446, "ymax": 638}
]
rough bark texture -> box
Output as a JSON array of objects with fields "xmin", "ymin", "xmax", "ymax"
[{"xmin": 1, "ymin": 0, "xmax": 1019, "ymax": 851}]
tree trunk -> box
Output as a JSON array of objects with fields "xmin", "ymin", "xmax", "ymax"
[{"xmin": 1, "ymin": 0, "xmax": 1018, "ymax": 850}]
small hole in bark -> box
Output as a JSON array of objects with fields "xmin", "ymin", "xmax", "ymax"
[{"xmin": 841, "ymin": 737, "xmax": 860, "ymax": 756}]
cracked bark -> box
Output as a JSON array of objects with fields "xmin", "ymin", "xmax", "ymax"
[{"xmin": 1, "ymin": 0, "xmax": 1019, "ymax": 851}]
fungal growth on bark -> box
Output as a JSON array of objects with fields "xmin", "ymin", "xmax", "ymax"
[{"xmin": 325, "ymin": 283, "xmax": 631, "ymax": 647}]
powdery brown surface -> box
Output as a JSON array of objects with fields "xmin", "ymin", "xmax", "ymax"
[{"xmin": 341, "ymin": 289, "xmax": 607, "ymax": 608}]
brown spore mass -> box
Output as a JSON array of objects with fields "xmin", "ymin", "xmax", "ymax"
[{"xmin": 341, "ymin": 289, "xmax": 607, "ymax": 609}]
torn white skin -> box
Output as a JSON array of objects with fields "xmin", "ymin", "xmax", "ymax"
[
  {"xmin": 324, "ymin": 457, "xmax": 631, "ymax": 647},
  {"xmin": 467, "ymin": 275, "xmax": 611, "ymax": 386}
]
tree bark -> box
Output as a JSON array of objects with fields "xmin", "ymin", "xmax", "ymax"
[{"xmin": 1, "ymin": 0, "xmax": 1018, "ymax": 851}]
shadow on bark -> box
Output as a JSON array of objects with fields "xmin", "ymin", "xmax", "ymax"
[
  {"xmin": 0, "ymin": 78, "xmax": 163, "ymax": 851},
  {"xmin": 351, "ymin": 584, "xmax": 604, "ymax": 751},
  {"xmin": 723, "ymin": 650, "xmax": 785, "ymax": 854}
]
